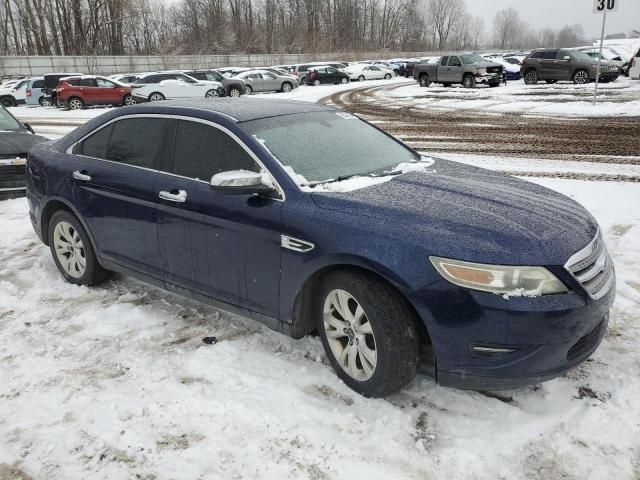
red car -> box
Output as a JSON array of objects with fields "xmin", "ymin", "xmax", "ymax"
[{"xmin": 56, "ymin": 76, "xmax": 135, "ymax": 110}]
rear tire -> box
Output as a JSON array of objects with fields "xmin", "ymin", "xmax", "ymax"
[
  {"xmin": 205, "ymin": 89, "xmax": 218, "ymax": 97},
  {"xmin": 358, "ymin": 75, "xmax": 365, "ymax": 82},
  {"xmin": 39, "ymin": 96, "xmax": 51, "ymax": 107},
  {"xmin": 228, "ymin": 87, "xmax": 241, "ymax": 97},
  {"xmin": 317, "ymin": 270, "xmax": 419, "ymax": 398},
  {"xmin": 48, "ymin": 210, "xmax": 111, "ymax": 286},
  {"xmin": 524, "ymin": 69, "xmax": 538, "ymax": 85},
  {"xmin": 68, "ymin": 97, "xmax": 84, "ymax": 110},
  {"xmin": 313, "ymin": 79, "xmax": 321, "ymax": 86},
  {"xmin": 148, "ymin": 92, "xmax": 165, "ymax": 102},
  {"xmin": 0, "ymin": 96, "xmax": 16, "ymax": 107},
  {"xmin": 340, "ymin": 77, "xmax": 349, "ymax": 84},
  {"xmin": 245, "ymin": 85, "xmax": 253, "ymax": 94},
  {"xmin": 384, "ymin": 73, "xmax": 392, "ymax": 79}
]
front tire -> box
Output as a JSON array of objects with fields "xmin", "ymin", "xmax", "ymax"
[
  {"xmin": 340, "ymin": 77, "xmax": 349, "ymax": 84},
  {"xmin": 245, "ymin": 85, "xmax": 253, "ymax": 94},
  {"xmin": 384, "ymin": 73, "xmax": 392, "ymax": 80},
  {"xmin": 228, "ymin": 87, "xmax": 241, "ymax": 97},
  {"xmin": 122, "ymin": 94, "xmax": 136, "ymax": 106},
  {"xmin": 48, "ymin": 210, "xmax": 111, "ymax": 286},
  {"xmin": 462, "ymin": 74, "xmax": 476, "ymax": 88},
  {"xmin": 419, "ymin": 74, "xmax": 430, "ymax": 87},
  {"xmin": 318, "ymin": 270, "xmax": 419, "ymax": 397},
  {"xmin": 573, "ymin": 69, "xmax": 589, "ymax": 84}
]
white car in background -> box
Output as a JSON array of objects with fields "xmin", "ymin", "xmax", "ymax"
[
  {"xmin": 109, "ymin": 73, "xmax": 142, "ymax": 85},
  {"xmin": 0, "ymin": 78, "xmax": 30, "ymax": 107},
  {"xmin": 131, "ymin": 72, "xmax": 225, "ymax": 102},
  {"xmin": 344, "ymin": 64, "xmax": 393, "ymax": 81}
]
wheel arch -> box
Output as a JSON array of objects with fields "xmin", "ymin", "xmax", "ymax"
[
  {"xmin": 287, "ymin": 261, "xmax": 431, "ymax": 346},
  {"xmin": 40, "ymin": 197, "xmax": 101, "ymax": 264}
]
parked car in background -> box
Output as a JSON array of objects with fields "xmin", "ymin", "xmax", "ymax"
[
  {"xmin": 305, "ymin": 66, "xmax": 350, "ymax": 85},
  {"xmin": 373, "ymin": 61, "xmax": 399, "ymax": 75},
  {"xmin": 292, "ymin": 63, "xmax": 331, "ymax": 84},
  {"xmin": 414, "ymin": 54, "xmax": 503, "ymax": 88},
  {"xmin": 132, "ymin": 72, "xmax": 225, "ymax": 102},
  {"xmin": 630, "ymin": 48, "xmax": 640, "ymax": 79},
  {"xmin": 56, "ymin": 76, "xmax": 135, "ymax": 110},
  {"xmin": 344, "ymin": 64, "xmax": 391, "ymax": 81},
  {"xmin": 25, "ymin": 77, "xmax": 48, "ymax": 106},
  {"xmin": 521, "ymin": 49, "xmax": 620, "ymax": 85},
  {"xmin": 217, "ymin": 67, "xmax": 251, "ymax": 78},
  {"xmin": 503, "ymin": 57, "xmax": 523, "ymax": 66},
  {"xmin": 43, "ymin": 72, "xmax": 83, "ymax": 107},
  {"xmin": 233, "ymin": 70, "xmax": 298, "ymax": 93},
  {"xmin": 0, "ymin": 77, "xmax": 30, "ymax": 107},
  {"xmin": 0, "ymin": 105, "xmax": 46, "ymax": 199},
  {"xmin": 109, "ymin": 73, "xmax": 142, "ymax": 84},
  {"xmin": 183, "ymin": 70, "xmax": 246, "ymax": 97},
  {"xmin": 27, "ymin": 98, "xmax": 615, "ymax": 397},
  {"xmin": 398, "ymin": 60, "xmax": 419, "ymax": 78},
  {"xmin": 484, "ymin": 56, "xmax": 521, "ymax": 81}
]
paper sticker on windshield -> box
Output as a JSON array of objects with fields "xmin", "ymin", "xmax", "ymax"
[{"xmin": 336, "ymin": 112, "xmax": 356, "ymax": 120}]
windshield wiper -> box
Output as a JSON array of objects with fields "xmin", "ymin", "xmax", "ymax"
[{"xmin": 307, "ymin": 170, "xmax": 403, "ymax": 187}]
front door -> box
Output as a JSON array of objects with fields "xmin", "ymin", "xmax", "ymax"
[
  {"xmin": 156, "ymin": 119, "xmax": 283, "ymax": 317},
  {"xmin": 443, "ymin": 56, "xmax": 463, "ymax": 82},
  {"xmin": 68, "ymin": 117, "xmax": 171, "ymax": 278},
  {"xmin": 538, "ymin": 50, "xmax": 559, "ymax": 78},
  {"xmin": 96, "ymin": 77, "xmax": 124, "ymax": 104}
]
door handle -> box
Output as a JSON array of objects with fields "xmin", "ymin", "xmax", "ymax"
[
  {"xmin": 159, "ymin": 189, "xmax": 187, "ymax": 203},
  {"xmin": 72, "ymin": 170, "xmax": 91, "ymax": 181}
]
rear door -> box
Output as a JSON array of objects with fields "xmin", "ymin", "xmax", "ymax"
[
  {"xmin": 261, "ymin": 71, "xmax": 280, "ymax": 91},
  {"xmin": 539, "ymin": 50, "xmax": 558, "ymax": 78},
  {"xmin": 68, "ymin": 117, "xmax": 170, "ymax": 278},
  {"xmin": 247, "ymin": 73, "xmax": 264, "ymax": 92},
  {"xmin": 155, "ymin": 119, "xmax": 283, "ymax": 316}
]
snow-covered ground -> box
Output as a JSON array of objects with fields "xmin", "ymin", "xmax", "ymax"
[
  {"xmin": 1, "ymin": 178, "xmax": 639, "ymax": 479},
  {"xmin": 384, "ymin": 77, "xmax": 640, "ymax": 117}
]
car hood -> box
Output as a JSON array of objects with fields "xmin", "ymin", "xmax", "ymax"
[
  {"xmin": 0, "ymin": 131, "xmax": 48, "ymax": 156},
  {"xmin": 310, "ymin": 159, "xmax": 597, "ymax": 266}
]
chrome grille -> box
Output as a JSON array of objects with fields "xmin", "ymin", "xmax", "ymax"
[{"xmin": 565, "ymin": 230, "xmax": 615, "ymax": 300}]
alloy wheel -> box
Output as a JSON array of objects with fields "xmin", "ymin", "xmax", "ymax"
[
  {"xmin": 341, "ymin": 77, "xmax": 348, "ymax": 84},
  {"xmin": 229, "ymin": 88, "xmax": 241, "ymax": 97},
  {"xmin": 574, "ymin": 70, "xmax": 589, "ymax": 84},
  {"xmin": 53, "ymin": 221, "xmax": 86, "ymax": 279},
  {"xmin": 69, "ymin": 98, "xmax": 83, "ymax": 110},
  {"xmin": 123, "ymin": 95, "xmax": 136, "ymax": 106},
  {"xmin": 149, "ymin": 93, "xmax": 165, "ymax": 102},
  {"xmin": 313, "ymin": 79, "xmax": 321, "ymax": 86},
  {"xmin": 358, "ymin": 75, "xmax": 365, "ymax": 82},
  {"xmin": 205, "ymin": 89, "xmax": 218, "ymax": 97},
  {"xmin": 39, "ymin": 97, "xmax": 51, "ymax": 107},
  {"xmin": 282, "ymin": 83, "xmax": 292, "ymax": 92},
  {"xmin": 323, "ymin": 289, "xmax": 377, "ymax": 381},
  {"xmin": 525, "ymin": 71, "xmax": 537, "ymax": 85}
]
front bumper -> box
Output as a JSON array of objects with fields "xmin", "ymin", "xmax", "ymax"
[
  {"xmin": 475, "ymin": 72, "xmax": 503, "ymax": 84},
  {"xmin": 410, "ymin": 274, "xmax": 615, "ymax": 390}
]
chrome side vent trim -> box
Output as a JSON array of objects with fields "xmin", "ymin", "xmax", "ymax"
[
  {"xmin": 565, "ymin": 229, "xmax": 615, "ymax": 300},
  {"xmin": 281, "ymin": 235, "xmax": 315, "ymax": 253}
]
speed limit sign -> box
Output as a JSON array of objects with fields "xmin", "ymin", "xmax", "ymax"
[{"xmin": 593, "ymin": 0, "xmax": 619, "ymax": 13}]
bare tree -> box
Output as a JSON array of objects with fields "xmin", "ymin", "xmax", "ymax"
[
  {"xmin": 493, "ymin": 7, "xmax": 522, "ymax": 50},
  {"xmin": 557, "ymin": 24, "xmax": 585, "ymax": 48},
  {"xmin": 425, "ymin": 0, "xmax": 464, "ymax": 50},
  {"xmin": 469, "ymin": 14, "xmax": 483, "ymax": 50}
]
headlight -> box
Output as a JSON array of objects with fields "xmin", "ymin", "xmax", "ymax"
[{"xmin": 429, "ymin": 256, "xmax": 568, "ymax": 296}]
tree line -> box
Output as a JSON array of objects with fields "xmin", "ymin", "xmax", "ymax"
[{"xmin": 0, "ymin": 0, "xmax": 597, "ymax": 56}]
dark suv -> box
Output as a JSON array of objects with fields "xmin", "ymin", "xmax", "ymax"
[{"xmin": 521, "ymin": 49, "xmax": 620, "ymax": 85}]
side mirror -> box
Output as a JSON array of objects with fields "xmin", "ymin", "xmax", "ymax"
[
  {"xmin": 23, "ymin": 123, "xmax": 35, "ymax": 134},
  {"xmin": 210, "ymin": 170, "xmax": 276, "ymax": 196}
]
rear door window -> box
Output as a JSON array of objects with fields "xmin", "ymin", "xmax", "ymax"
[
  {"xmin": 171, "ymin": 120, "xmax": 260, "ymax": 181},
  {"xmin": 80, "ymin": 78, "xmax": 98, "ymax": 87},
  {"xmin": 542, "ymin": 51, "xmax": 558, "ymax": 59},
  {"xmin": 75, "ymin": 118, "xmax": 168, "ymax": 169}
]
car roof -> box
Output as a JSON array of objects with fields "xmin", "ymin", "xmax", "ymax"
[{"xmin": 122, "ymin": 98, "xmax": 335, "ymax": 123}]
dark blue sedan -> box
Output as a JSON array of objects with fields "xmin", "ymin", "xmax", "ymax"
[{"xmin": 25, "ymin": 99, "xmax": 615, "ymax": 397}]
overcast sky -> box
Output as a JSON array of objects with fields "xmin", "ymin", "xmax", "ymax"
[{"xmin": 464, "ymin": 0, "xmax": 640, "ymax": 38}]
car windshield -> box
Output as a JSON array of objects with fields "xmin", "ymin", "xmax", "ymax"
[
  {"xmin": 0, "ymin": 107, "xmax": 22, "ymax": 132},
  {"xmin": 240, "ymin": 111, "xmax": 419, "ymax": 184},
  {"xmin": 460, "ymin": 54, "xmax": 485, "ymax": 64},
  {"xmin": 571, "ymin": 51, "xmax": 595, "ymax": 62}
]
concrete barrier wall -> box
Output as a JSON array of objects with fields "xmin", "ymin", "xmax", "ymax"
[
  {"xmin": 0, "ymin": 52, "xmax": 438, "ymax": 76},
  {"xmin": 0, "ymin": 50, "xmax": 514, "ymax": 77}
]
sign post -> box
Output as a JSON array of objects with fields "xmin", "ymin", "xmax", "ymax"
[{"xmin": 592, "ymin": 0, "xmax": 619, "ymax": 105}]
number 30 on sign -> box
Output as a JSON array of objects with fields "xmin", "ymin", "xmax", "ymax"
[{"xmin": 593, "ymin": 0, "xmax": 619, "ymax": 13}]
